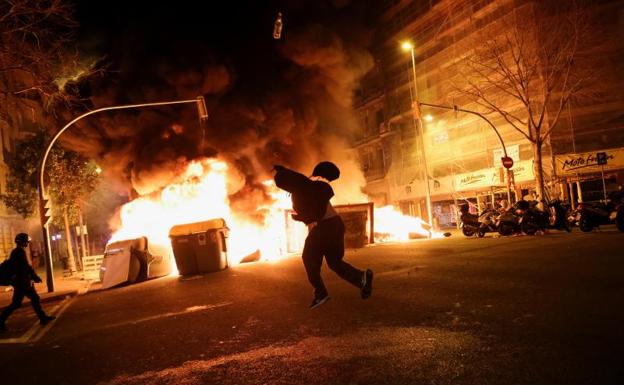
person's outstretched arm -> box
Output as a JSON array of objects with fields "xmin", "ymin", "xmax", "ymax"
[{"xmin": 273, "ymin": 165, "xmax": 311, "ymax": 194}]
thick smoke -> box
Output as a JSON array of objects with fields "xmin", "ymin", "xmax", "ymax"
[{"xmin": 63, "ymin": 2, "xmax": 373, "ymax": 226}]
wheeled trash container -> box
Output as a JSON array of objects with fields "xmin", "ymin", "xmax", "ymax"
[
  {"xmin": 100, "ymin": 237, "xmax": 172, "ymax": 289},
  {"xmin": 169, "ymin": 218, "xmax": 229, "ymax": 276}
]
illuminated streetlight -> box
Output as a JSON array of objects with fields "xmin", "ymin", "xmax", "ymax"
[
  {"xmin": 401, "ymin": 40, "xmax": 433, "ymax": 234},
  {"xmin": 423, "ymin": 114, "xmax": 433, "ymax": 122},
  {"xmin": 38, "ymin": 96, "xmax": 209, "ymax": 292}
]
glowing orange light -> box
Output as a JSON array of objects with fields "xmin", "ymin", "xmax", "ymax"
[
  {"xmin": 401, "ymin": 41, "xmax": 414, "ymax": 51},
  {"xmin": 109, "ymin": 158, "xmax": 443, "ymax": 275}
]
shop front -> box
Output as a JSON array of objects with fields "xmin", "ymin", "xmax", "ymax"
[{"xmin": 555, "ymin": 147, "xmax": 624, "ymax": 203}]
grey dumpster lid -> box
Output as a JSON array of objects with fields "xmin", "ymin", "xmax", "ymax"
[{"xmin": 169, "ymin": 218, "xmax": 227, "ymax": 237}]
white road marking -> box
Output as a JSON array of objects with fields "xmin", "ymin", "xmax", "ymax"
[{"xmin": 0, "ymin": 295, "xmax": 75, "ymax": 344}]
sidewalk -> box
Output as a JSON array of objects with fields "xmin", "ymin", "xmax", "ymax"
[{"xmin": 0, "ymin": 275, "xmax": 93, "ymax": 305}]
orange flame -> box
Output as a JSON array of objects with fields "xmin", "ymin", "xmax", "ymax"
[
  {"xmin": 110, "ymin": 158, "xmax": 295, "ymax": 267},
  {"xmin": 373, "ymin": 205, "xmax": 444, "ymax": 241},
  {"xmin": 109, "ymin": 158, "xmax": 443, "ymax": 273}
]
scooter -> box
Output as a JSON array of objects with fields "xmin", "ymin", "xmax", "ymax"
[
  {"xmin": 615, "ymin": 202, "xmax": 624, "ymax": 232},
  {"xmin": 549, "ymin": 200, "xmax": 572, "ymax": 232},
  {"xmin": 521, "ymin": 200, "xmax": 572, "ymax": 235},
  {"xmin": 519, "ymin": 201, "xmax": 549, "ymax": 235},
  {"xmin": 576, "ymin": 201, "xmax": 614, "ymax": 232},
  {"xmin": 609, "ymin": 191, "xmax": 624, "ymax": 232},
  {"xmin": 477, "ymin": 209, "xmax": 501, "ymax": 237},
  {"xmin": 497, "ymin": 201, "xmax": 527, "ymax": 236},
  {"xmin": 459, "ymin": 203, "xmax": 480, "ymax": 237}
]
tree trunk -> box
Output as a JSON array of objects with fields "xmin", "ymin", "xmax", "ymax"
[
  {"xmin": 78, "ymin": 203, "xmax": 88, "ymax": 264},
  {"xmin": 63, "ymin": 208, "xmax": 77, "ymax": 274},
  {"xmin": 533, "ymin": 140, "xmax": 545, "ymax": 200}
]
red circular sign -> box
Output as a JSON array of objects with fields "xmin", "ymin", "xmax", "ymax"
[{"xmin": 502, "ymin": 156, "xmax": 514, "ymax": 169}]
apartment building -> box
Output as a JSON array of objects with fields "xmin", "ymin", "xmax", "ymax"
[{"xmin": 354, "ymin": 0, "xmax": 624, "ymax": 225}]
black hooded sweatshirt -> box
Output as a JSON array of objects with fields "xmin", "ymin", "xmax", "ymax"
[{"xmin": 274, "ymin": 167, "xmax": 334, "ymax": 225}]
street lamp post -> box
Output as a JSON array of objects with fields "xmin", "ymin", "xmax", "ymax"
[
  {"xmin": 402, "ymin": 41, "xmax": 434, "ymax": 234},
  {"xmin": 38, "ymin": 96, "xmax": 209, "ymax": 292},
  {"xmin": 416, "ymin": 101, "xmax": 514, "ymax": 203}
]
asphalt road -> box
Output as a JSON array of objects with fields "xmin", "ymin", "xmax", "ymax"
[{"xmin": 1, "ymin": 228, "xmax": 623, "ymax": 385}]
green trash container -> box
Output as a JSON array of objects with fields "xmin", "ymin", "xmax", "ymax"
[{"xmin": 169, "ymin": 218, "xmax": 229, "ymax": 276}]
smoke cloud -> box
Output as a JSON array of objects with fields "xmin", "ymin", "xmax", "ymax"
[{"xmin": 63, "ymin": 1, "xmax": 373, "ymax": 227}]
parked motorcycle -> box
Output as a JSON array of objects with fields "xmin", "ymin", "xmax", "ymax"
[
  {"xmin": 519, "ymin": 201, "xmax": 549, "ymax": 235},
  {"xmin": 520, "ymin": 199, "xmax": 572, "ymax": 235},
  {"xmin": 615, "ymin": 201, "xmax": 624, "ymax": 232},
  {"xmin": 611, "ymin": 190, "xmax": 624, "ymax": 232},
  {"xmin": 549, "ymin": 200, "xmax": 573, "ymax": 232},
  {"xmin": 459, "ymin": 203, "xmax": 480, "ymax": 237},
  {"xmin": 476, "ymin": 209, "xmax": 501, "ymax": 237},
  {"xmin": 497, "ymin": 200, "xmax": 527, "ymax": 236},
  {"xmin": 576, "ymin": 201, "xmax": 615, "ymax": 232}
]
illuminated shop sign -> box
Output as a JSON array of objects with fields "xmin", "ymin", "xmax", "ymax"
[{"xmin": 555, "ymin": 147, "xmax": 624, "ymax": 175}]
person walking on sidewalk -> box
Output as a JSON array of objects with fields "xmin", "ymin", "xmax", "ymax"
[
  {"xmin": 273, "ymin": 161, "xmax": 373, "ymax": 309},
  {"xmin": 0, "ymin": 233, "xmax": 55, "ymax": 332}
]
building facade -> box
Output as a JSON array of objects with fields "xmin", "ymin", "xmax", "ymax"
[
  {"xmin": 354, "ymin": 0, "xmax": 624, "ymax": 226},
  {"xmin": 0, "ymin": 100, "xmax": 42, "ymax": 258}
]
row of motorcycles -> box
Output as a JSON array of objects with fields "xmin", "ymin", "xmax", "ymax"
[
  {"xmin": 460, "ymin": 199, "xmax": 571, "ymax": 237},
  {"xmin": 460, "ymin": 192, "xmax": 624, "ymax": 237}
]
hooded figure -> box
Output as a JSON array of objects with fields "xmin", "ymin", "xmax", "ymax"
[{"xmin": 274, "ymin": 162, "xmax": 373, "ymax": 308}]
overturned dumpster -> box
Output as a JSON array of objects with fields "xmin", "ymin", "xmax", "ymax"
[
  {"xmin": 169, "ymin": 218, "xmax": 229, "ymax": 276},
  {"xmin": 100, "ymin": 237, "xmax": 172, "ymax": 289}
]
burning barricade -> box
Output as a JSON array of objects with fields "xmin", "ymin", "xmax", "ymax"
[
  {"xmin": 98, "ymin": 159, "xmax": 449, "ymax": 289},
  {"xmin": 99, "ymin": 218, "xmax": 230, "ymax": 287},
  {"xmin": 169, "ymin": 218, "xmax": 229, "ymax": 276},
  {"xmin": 100, "ymin": 237, "xmax": 173, "ymax": 289}
]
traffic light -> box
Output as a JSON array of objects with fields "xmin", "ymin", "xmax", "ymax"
[
  {"xmin": 39, "ymin": 197, "xmax": 52, "ymax": 227},
  {"xmin": 196, "ymin": 96, "xmax": 208, "ymax": 123}
]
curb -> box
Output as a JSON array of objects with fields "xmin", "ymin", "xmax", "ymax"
[
  {"xmin": 39, "ymin": 290, "xmax": 78, "ymax": 304},
  {"xmin": 1, "ymin": 281, "xmax": 92, "ymax": 305}
]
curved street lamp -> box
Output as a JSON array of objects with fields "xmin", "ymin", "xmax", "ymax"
[
  {"xmin": 401, "ymin": 41, "xmax": 433, "ymax": 234},
  {"xmin": 38, "ymin": 96, "xmax": 209, "ymax": 292},
  {"xmin": 416, "ymin": 101, "xmax": 514, "ymax": 204},
  {"xmin": 401, "ymin": 40, "xmax": 514, "ymax": 232}
]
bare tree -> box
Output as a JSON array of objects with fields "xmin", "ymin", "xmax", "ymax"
[
  {"xmin": 455, "ymin": 0, "xmax": 610, "ymax": 199},
  {"xmin": 0, "ymin": 0, "xmax": 98, "ymax": 129}
]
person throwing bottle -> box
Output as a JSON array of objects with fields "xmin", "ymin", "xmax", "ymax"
[{"xmin": 273, "ymin": 161, "xmax": 373, "ymax": 309}]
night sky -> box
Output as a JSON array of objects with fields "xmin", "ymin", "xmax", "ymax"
[{"xmin": 74, "ymin": 1, "xmax": 373, "ymax": 104}]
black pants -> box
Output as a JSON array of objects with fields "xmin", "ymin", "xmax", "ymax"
[
  {"xmin": 302, "ymin": 216, "xmax": 363, "ymax": 297},
  {"xmin": 0, "ymin": 283, "xmax": 46, "ymax": 322}
]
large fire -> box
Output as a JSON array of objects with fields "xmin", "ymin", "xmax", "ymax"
[{"xmin": 109, "ymin": 158, "xmax": 442, "ymax": 271}]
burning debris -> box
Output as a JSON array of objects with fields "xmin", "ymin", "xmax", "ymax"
[
  {"xmin": 169, "ymin": 218, "xmax": 229, "ymax": 276},
  {"xmin": 100, "ymin": 237, "xmax": 172, "ymax": 289},
  {"xmin": 102, "ymin": 157, "xmax": 447, "ymax": 280}
]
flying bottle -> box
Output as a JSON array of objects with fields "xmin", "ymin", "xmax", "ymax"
[{"xmin": 273, "ymin": 12, "xmax": 283, "ymax": 39}]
